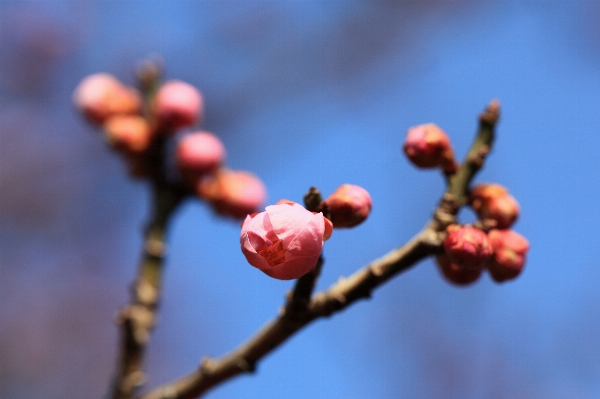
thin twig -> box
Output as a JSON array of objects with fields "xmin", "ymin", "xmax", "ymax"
[{"xmin": 136, "ymin": 100, "xmax": 501, "ymax": 399}]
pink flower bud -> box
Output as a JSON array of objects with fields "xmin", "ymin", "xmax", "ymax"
[
  {"xmin": 197, "ymin": 170, "xmax": 267, "ymax": 218},
  {"xmin": 403, "ymin": 123, "xmax": 457, "ymax": 173},
  {"xmin": 470, "ymin": 183, "xmax": 519, "ymax": 229},
  {"xmin": 153, "ymin": 80, "xmax": 203, "ymax": 131},
  {"xmin": 240, "ymin": 201, "xmax": 328, "ymax": 280},
  {"xmin": 486, "ymin": 229, "xmax": 530, "ymax": 282},
  {"xmin": 443, "ymin": 224, "xmax": 493, "ymax": 270},
  {"xmin": 324, "ymin": 184, "xmax": 372, "ymax": 228},
  {"xmin": 436, "ymin": 254, "xmax": 482, "ymax": 286},
  {"xmin": 104, "ymin": 115, "xmax": 152, "ymax": 154},
  {"xmin": 73, "ymin": 73, "xmax": 141, "ymax": 124},
  {"xmin": 176, "ymin": 131, "xmax": 225, "ymax": 179}
]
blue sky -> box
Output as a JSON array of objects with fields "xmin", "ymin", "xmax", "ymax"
[{"xmin": 1, "ymin": 1, "xmax": 599, "ymax": 398}]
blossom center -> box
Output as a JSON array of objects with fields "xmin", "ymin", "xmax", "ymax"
[{"xmin": 257, "ymin": 238, "xmax": 286, "ymax": 267}]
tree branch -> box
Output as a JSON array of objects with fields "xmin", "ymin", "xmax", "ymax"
[
  {"xmin": 109, "ymin": 186, "xmax": 184, "ymax": 399},
  {"xmin": 136, "ymin": 100, "xmax": 500, "ymax": 399}
]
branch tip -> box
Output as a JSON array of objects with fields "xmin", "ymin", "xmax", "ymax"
[{"xmin": 480, "ymin": 99, "xmax": 500, "ymax": 125}]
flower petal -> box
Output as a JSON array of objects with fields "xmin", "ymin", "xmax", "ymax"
[
  {"xmin": 266, "ymin": 203, "xmax": 314, "ymax": 247},
  {"xmin": 286, "ymin": 212, "xmax": 324, "ymax": 257},
  {"xmin": 265, "ymin": 254, "xmax": 320, "ymax": 280}
]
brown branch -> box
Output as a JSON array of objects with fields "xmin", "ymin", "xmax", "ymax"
[
  {"xmin": 136, "ymin": 100, "xmax": 501, "ymax": 399},
  {"xmin": 108, "ymin": 58, "xmax": 192, "ymax": 398},
  {"xmin": 109, "ymin": 187, "xmax": 184, "ymax": 399}
]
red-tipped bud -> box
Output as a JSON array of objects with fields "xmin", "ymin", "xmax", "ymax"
[
  {"xmin": 436, "ymin": 254, "xmax": 483, "ymax": 286},
  {"xmin": 153, "ymin": 80, "xmax": 203, "ymax": 131},
  {"xmin": 443, "ymin": 224, "xmax": 493, "ymax": 270},
  {"xmin": 176, "ymin": 131, "xmax": 225, "ymax": 181},
  {"xmin": 73, "ymin": 73, "xmax": 141, "ymax": 124},
  {"xmin": 403, "ymin": 123, "xmax": 457, "ymax": 173},
  {"xmin": 470, "ymin": 183, "xmax": 519, "ymax": 229},
  {"xmin": 197, "ymin": 170, "xmax": 267, "ymax": 219},
  {"xmin": 324, "ymin": 184, "xmax": 372, "ymax": 228},
  {"xmin": 240, "ymin": 201, "xmax": 328, "ymax": 280},
  {"xmin": 486, "ymin": 229, "xmax": 530, "ymax": 282},
  {"xmin": 104, "ymin": 115, "xmax": 152, "ymax": 155}
]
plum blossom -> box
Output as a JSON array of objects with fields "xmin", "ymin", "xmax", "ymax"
[
  {"xmin": 403, "ymin": 123, "xmax": 457, "ymax": 173},
  {"xmin": 470, "ymin": 183, "xmax": 520, "ymax": 229},
  {"xmin": 153, "ymin": 80, "xmax": 203, "ymax": 131},
  {"xmin": 240, "ymin": 201, "xmax": 330, "ymax": 280},
  {"xmin": 325, "ymin": 184, "xmax": 372, "ymax": 228},
  {"xmin": 443, "ymin": 224, "xmax": 493, "ymax": 270},
  {"xmin": 486, "ymin": 229, "xmax": 530, "ymax": 282}
]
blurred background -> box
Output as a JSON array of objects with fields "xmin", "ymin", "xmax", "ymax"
[{"xmin": 1, "ymin": 1, "xmax": 600, "ymax": 398}]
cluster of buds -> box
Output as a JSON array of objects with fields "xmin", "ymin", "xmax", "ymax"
[
  {"xmin": 73, "ymin": 72, "xmax": 266, "ymax": 219},
  {"xmin": 240, "ymin": 184, "xmax": 371, "ymax": 280},
  {"xmin": 436, "ymin": 183, "xmax": 529, "ymax": 285}
]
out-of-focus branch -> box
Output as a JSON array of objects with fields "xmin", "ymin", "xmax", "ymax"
[
  {"xmin": 109, "ymin": 187, "xmax": 182, "ymax": 399},
  {"xmin": 108, "ymin": 59, "xmax": 191, "ymax": 399},
  {"xmin": 136, "ymin": 100, "xmax": 500, "ymax": 399}
]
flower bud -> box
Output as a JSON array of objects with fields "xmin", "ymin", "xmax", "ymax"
[
  {"xmin": 403, "ymin": 123, "xmax": 457, "ymax": 173},
  {"xmin": 486, "ymin": 229, "xmax": 530, "ymax": 282},
  {"xmin": 176, "ymin": 131, "xmax": 225, "ymax": 180},
  {"xmin": 443, "ymin": 224, "xmax": 493, "ymax": 270},
  {"xmin": 240, "ymin": 201, "xmax": 329, "ymax": 280},
  {"xmin": 73, "ymin": 73, "xmax": 141, "ymax": 124},
  {"xmin": 197, "ymin": 170, "xmax": 266, "ymax": 218},
  {"xmin": 470, "ymin": 183, "xmax": 519, "ymax": 229},
  {"xmin": 436, "ymin": 254, "xmax": 483, "ymax": 286},
  {"xmin": 104, "ymin": 115, "xmax": 152, "ymax": 154},
  {"xmin": 153, "ymin": 80, "xmax": 203, "ymax": 131},
  {"xmin": 324, "ymin": 184, "xmax": 372, "ymax": 228}
]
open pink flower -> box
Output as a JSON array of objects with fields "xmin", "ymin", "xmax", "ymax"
[{"xmin": 240, "ymin": 201, "xmax": 328, "ymax": 280}]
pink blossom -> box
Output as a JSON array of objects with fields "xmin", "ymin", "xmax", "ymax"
[
  {"xmin": 176, "ymin": 131, "xmax": 225, "ymax": 176},
  {"xmin": 486, "ymin": 229, "xmax": 530, "ymax": 282},
  {"xmin": 436, "ymin": 254, "xmax": 483, "ymax": 286},
  {"xmin": 197, "ymin": 170, "xmax": 266, "ymax": 218},
  {"xmin": 240, "ymin": 201, "xmax": 328, "ymax": 280},
  {"xmin": 73, "ymin": 73, "xmax": 141, "ymax": 124},
  {"xmin": 153, "ymin": 80, "xmax": 203, "ymax": 131},
  {"xmin": 104, "ymin": 115, "xmax": 152, "ymax": 154},
  {"xmin": 443, "ymin": 224, "xmax": 493, "ymax": 270},
  {"xmin": 325, "ymin": 184, "xmax": 372, "ymax": 228},
  {"xmin": 403, "ymin": 123, "xmax": 457, "ymax": 173},
  {"xmin": 470, "ymin": 183, "xmax": 520, "ymax": 229}
]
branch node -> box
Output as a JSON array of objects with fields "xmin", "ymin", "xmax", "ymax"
[
  {"xmin": 235, "ymin": 357, "xmax": 256, "ymax": 373},
  {"xmin": 145, "ymin": 237, "xmax": 167, "ymax": 258},
  {"xmin": 370, "ymin": 264, "xmax": 385, "ymax": 278},
  {"xmin": 136, "ymin": 279, "xmax": 159, "ymax": 306},
  {"xmin": 199, "ymin": 356, "xmax": 213, "ymax": 372}
]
